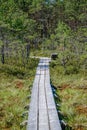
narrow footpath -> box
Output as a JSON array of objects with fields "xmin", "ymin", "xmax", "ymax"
[{"xmin": 27, "ymin": 58, "xmax": 61, "ymax": 130}]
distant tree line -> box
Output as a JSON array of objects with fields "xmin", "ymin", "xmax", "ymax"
[{"xmin": 0, "ymin": 0, "xmax": 87, "ymax": 69}]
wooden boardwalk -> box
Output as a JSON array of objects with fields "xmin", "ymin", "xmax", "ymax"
[{"xmin": 27, "ymin": 58, "xmax": 61, "ymax": 130}]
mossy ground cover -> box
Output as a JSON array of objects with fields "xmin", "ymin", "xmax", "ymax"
[
  {"xmin": 0, "ymin": 58, "xmax": 38, "ymax": 130},
  {"xmin": 50, "ymin": 63, "xmax": 87, "ymax": 130}
]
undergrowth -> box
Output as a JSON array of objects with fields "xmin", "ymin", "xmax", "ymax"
[
  {"xmin": 0, "ymin": 58, "xmax": 39, "ymax": 130},
  {"xmin": 50, "ymin": 60, "xmax": 87, "ymax": 130}
]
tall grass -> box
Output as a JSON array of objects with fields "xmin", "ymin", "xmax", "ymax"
[
  {"xmin": 0, "ymin": 57, "xmax": 39, "ymax": 130},
  {"xmin": 50, "ymin": 61, "xmax": 87, "ymax": 130}
]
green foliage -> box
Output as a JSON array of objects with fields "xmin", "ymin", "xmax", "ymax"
[
  {"xmin": 0, "ymin": 0, "xmax": 87, "ymax": 129},
  {"xmin": 50, "ymin": 62, "xmax": 87, "ymax": 129},
  {"xmin": 0, "ymin": 58, "xmax": 38, "ymax": 78},
  {"xmin": 0, "ymin": 40, "xmax": 3, "ymax": 46},
  {"xmin": 0, "ymin": 58, "xmax": 38, "ymax": 129}
]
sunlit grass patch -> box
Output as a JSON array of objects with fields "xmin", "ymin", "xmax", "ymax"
[
  {"xmin": 0, "ymin": 76, "xmax": 30, "ymax": 130},
  {"xmin": 0, "ymin": 58, "xmax": 38, "ymax": 130},
  {"xmin": 50, "ymin": 64, "xmax": 87, "ymax": 130}
]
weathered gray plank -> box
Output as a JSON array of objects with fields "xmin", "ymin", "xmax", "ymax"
[
  {"xmin": 27, "ymin": 61, "xmax": 41, "ymax": 130},
  {"xmin": 27, "ymin": 58, "xmax": 61, "ymax": 130},
  {"xmin": 44, "ymin": 60, "xmax": 62, "ymax": 130},
  {"xmin": 39, "ymin": 62, "xmax": 49, "ymax": 130}
]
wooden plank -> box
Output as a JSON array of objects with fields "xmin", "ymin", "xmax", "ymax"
[
  {"xmin": 27, "ymin": 58, "xmax": 61, "ymax": 130},
  {"xmin": 27, "ymin": 61, "xmax": 41, "ymax": 130},
  {"xmin": 44, "ymin": 60, "xmax": 62, "ymax": 130},
  {"xmin": 39, "ymin": 62, "xmax": 49, "ymax": 130}
]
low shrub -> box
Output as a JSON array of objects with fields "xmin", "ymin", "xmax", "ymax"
[{"xmin": 64, "ymin": 65, "xmax": 79, "ymax": 75}]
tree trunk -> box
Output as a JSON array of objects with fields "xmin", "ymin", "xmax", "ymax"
[
  {"xmin": 26, "ymin": 44, "xmax": 30, "ymax": 63},
  {"xmin": 1, "ymin": 45, "xmax": 5, "ymax": 64}
]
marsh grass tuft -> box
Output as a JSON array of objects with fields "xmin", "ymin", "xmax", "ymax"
[
  {"xmin": 50, "ymin": 62, "xmax": 87, "ymax": 130},
  {"xmin": 0, "ymin": 58, "xmax": 38, "ymax": 130}
]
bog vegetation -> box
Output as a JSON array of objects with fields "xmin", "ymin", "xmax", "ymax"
[{"xmin": 0, "ymin": 0, "xmax": 87, "ymax": 130}]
